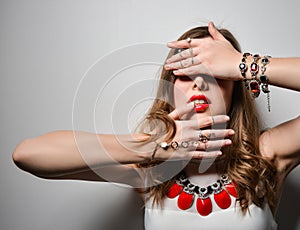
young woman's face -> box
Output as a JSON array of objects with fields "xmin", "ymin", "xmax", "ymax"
[{"xmin": 173, "ymin": 75, "xmax": 234, "ymax": 120}]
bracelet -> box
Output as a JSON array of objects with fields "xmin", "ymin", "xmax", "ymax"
[
  {"xmin": 238, "ymin": 52, "xmax": 272, "ymax": 112},
  {"xmin": 259, "ymin": 56, "xmax": 272, "ymax": 112},
  {"xmin": 249, "ymin": 54, "xmax": 261, "ymax": 98},
  {"xmin": 239, "ymin": 53, "xmax": 251, "ymax": 88}
]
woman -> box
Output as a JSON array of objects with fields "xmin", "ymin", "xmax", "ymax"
[{"xmin": 13, "ymin": 22, "xmax": 300, "ymax": 229}]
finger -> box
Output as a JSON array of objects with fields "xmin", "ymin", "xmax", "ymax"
[
  {"xmin": 208, "ymin": 21, "xmax": 226, "ymax": 41},
  {"xmin": 167, "ymin": 39, "xmax": 195, "ymax": 49},
  {"xmin": 172, "ymin": 64, "xmax": 207, "ymax": 76},
  {"xmin": 165, "ymin": 48, "xmax": 195, "ymax": 64},
  {"xmin": 165, "ymin": 57, "xmax": 200, "ymax": 71},
  {"xmin": 168, "ymin": 102, "xmax": 194, "ymax": 120},
  {"xmin": 195, "ymin": 129, "xmax": 235, "ymax": 140},
  {"xmin": 184, "ymin": 115, "xmax": 230, "ymax": 128},
  {"xmin": 191, "ymin": 150, "xmax": 222, "ymax": 159},
  {"xmin": 197, "ymin": 139, "xmax": 232, "ymax": 151}
]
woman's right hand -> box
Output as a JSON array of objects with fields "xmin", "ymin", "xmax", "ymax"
[{"xmin": 152, "ymin": 103, "xmax": 234, "ymax": 161}]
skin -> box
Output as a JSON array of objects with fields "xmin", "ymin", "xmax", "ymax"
[
  {"xmin": 165, "ymin": 22, "xmax": 300, "ymax": 214},
  {"xmin": 12, "ymin": 22, "xmax": 300, "ymax": 216}
]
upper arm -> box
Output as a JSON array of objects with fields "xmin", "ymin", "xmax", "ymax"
[{"xmin": 260, "ymin": 116, "xmax": 300, "ymax": 174}]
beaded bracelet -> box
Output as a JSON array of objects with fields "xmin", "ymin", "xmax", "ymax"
[
  {"xmin": 239, "ymin": 53, "xmax": 251, "ymax": 88},
  {"xmin": 249, "ymin": 54, "xmax": 261, "ymax": 98},
  {"xmin": 259, "ymin": 56, "xmax": 272, "ymax": 112},
  {"xmin": 238, "ymin": 53, "xmax": 272, "ymax": 112}
]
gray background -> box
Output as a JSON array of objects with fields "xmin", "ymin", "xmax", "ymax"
[{"xmin": 1, "ymin": 0, "xmax": 300, "ymax": 229}]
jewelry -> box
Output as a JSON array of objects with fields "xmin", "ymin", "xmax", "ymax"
[
  {"xmin": 167, "ymin": 173, "xmax": 238, "ymax": 216},
  {"xmin": 259, "ymin": 56, "xmax": 271, "ymax": 112},
  {"xmin": 199, "ymin": 134, "xmax": 209, "ymax": 143},
  {"xmin": 157, "ymin": 140, "xmax": 207, "ymax": 151},
  {"xmin": 151, "ymin": 143, "xmax": 159, "ymax": 161},
  {"xmin": 249, "ymin": 54, "xmax": 261, "ymax": 98},
  {"xmin": 189, "ymin": 47, "xmax": 194, "ymax": 64},
  {"xmin": 179, "ymin": 51, "xmax": 184, "ymax": 58},
  {"xmin": 186, "ymin": 37, "xmax": 192, "ymax": 44},
  {"xmin": 180, "ymin": 60, "xmax": 184, "ymax": 68},
  {"xmin": 239, "ymin": 53, "xmax": 251, "ymax": 88}
]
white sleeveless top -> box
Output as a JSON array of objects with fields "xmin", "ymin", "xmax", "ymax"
[{"xmin": 144, "ymin": 194, "xmax": 277, "ymax": 230}]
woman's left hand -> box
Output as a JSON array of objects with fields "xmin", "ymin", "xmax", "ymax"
[{"xmin": 164, "ymin": 22, "xmax": 243, "ymax": 81}]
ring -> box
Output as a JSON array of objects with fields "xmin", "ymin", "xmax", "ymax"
[
  {"xmin": 186, "ymin": 37, "xmax": 192, "ymax": 44},
  {"xmin": 199, "ymin": 134, "xmax": 209, "ymax": 143},
  {"xmin": 209, "ymin": 132, "xmax": 216, "ymax": 139},
  {"xmin": 179, "ymin": 51, "xmax": 184, "ymax": 58},
  {"xmin": 189, "ymin": 47, "xmax": 193, "ymax": 57},
  {"xmin": 180, "ymin": 60, "xmax": 184, "ymax": 68},
  {"xmin": 204, "ymin": 142, "xmax": 208, "ymax": 150},
  {"xmin": 189, "ymin": 47, "xmax": 194, "ymax": 64}
]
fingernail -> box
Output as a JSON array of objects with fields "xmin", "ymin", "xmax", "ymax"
[
  {"xmin": 225, "ymin": 139, "xmax": 232, "ymax": 145},
  {"xmin": 165, "ymin": 64, "xmax": 170, "ymax": 69},
  {"xmin": 225, "ymin": 116, "xmax": 230, "ymax": 121},
  {"xmin": 173, "ymin": 70, "xmax": 179, "ymax": 75},
  {"xmin": 217, "ymin": 151, "xmax": 222, "ymax": 156},
  {"xmin": 229, "ymin": 130, "xmax": 235, "ymax": 135}
]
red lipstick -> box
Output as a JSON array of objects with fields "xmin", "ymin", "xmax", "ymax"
[{"xmin": 189, "ymin": 94, "xmax": 209, "ymax": 112}]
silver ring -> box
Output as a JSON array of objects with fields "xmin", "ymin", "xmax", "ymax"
[
  {"xmin": 179, "ymin": 51, "xmax": 184, "ymax": 58},
  {"xmin": 189, "ymin": 47, "xmax": 193, "ymax": 57},
  {"xmin": 180, "ymin": 60, "xmax": 184, "ymax": 68},
  {"xmin": 209, "ymin": 132, "xmax": 216, "ymax": 139},
  {"xmin": 198, "ymin": 130, "xmax": 203, "ymax": 139}
]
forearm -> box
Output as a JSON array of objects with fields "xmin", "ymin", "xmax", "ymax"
[
  {"xmin": 267, "ymin": 58, "xmax": 300, "ymax": 91},
  {"xmin": 244, "ymin": 57, "xmax": 300, "ymax": 91},
  {"xmin": 12, "ymin": 130, "xmax": 154, "ymax": 178}
]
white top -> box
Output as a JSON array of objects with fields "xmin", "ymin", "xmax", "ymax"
[{"xmin": 144, "ymin": 194, "xmax": 277, "ymax": 230}]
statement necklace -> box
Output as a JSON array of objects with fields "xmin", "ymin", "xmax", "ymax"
[{"xmin": 167, "ymin": 173, "xmax": 238, "ymax": 216}]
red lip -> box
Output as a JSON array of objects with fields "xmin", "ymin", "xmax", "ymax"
[
  {"xmin": 189, "ymin": 94, "xmax": 208, "ymax": 102},
  {"xmin": 189, "ymin": 94, "xmax": 209, "ymax": 112}
]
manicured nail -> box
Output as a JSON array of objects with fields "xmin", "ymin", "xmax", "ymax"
[
  {"xmin": 165, "ymin": 64, "xmax": 170, "ymax": 69},
  {"xmin": 229, "ymin": 130, "xmax": 235, "ymax": 135},
  {"xmin": 225, "ymin": 139, "xmax": 232, "ymax": 145}
]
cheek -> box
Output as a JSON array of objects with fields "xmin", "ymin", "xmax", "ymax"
[
  {"xmin": 221, "ymin": 82, "xmax": 234, "ymax": 112},
  {"xmin": 173, "ymin": 81, "xmax": 189, "ymax": 107}
]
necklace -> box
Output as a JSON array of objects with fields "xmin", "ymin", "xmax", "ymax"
[{"xmin": 167, "ymin": 173, "xmax": 238, "ymax": 216}]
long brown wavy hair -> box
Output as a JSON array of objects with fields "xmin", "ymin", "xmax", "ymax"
[{"xmin": 137, "ymin": 26, "xmax": 277, "ymax": 214}]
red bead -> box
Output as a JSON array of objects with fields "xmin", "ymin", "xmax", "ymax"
[
  {"xmin": 167, "ymin": 183, "xmax": 183, "ymax": 198},
  {"xmin": 250, "ymin": 81, "xmax": 259, "ymax": 93},
  {"xmin": 225, "ymin": 182, "xmax": 238, "ymax": 198},
  {"xmin": 196, "ymin": 197, "xmax": 212, "ymax": 216},
  {"xmin": 250, "ymin": 63, "xmax": 258, "ymax": 73},
  {"xmin": 177, "ymin": 191, "xmax": 194, "ymax": 210},
  {"xmin": 214, "ymin": 190, "xmax": 231, "ymax": 209}
]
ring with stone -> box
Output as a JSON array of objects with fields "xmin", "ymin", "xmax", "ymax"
[{"xmin": 199, "ymin": 134, "xmax": 210, "ymax": 143}]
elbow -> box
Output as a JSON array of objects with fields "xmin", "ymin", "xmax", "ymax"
[
  {"xmin": 12, "ymin": 139, "xmax": 44, "ymax": 177},
  {"xmin": 13, "ymin": 139, "xmax": 31, "ymax": 170}
]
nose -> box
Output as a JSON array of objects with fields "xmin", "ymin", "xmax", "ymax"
[{"xmin": 193, "ymin": 76, "xmax": 208, "ymax": 91}]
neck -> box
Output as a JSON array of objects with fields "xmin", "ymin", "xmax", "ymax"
[{"xmin": 184, "ymin": 159, "xmax": 226, "ymax": 187}]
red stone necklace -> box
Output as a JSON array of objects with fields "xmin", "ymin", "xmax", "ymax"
[{"xmin": 167, "ymin": 173, "xmax": 238, "ymax": 216}]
